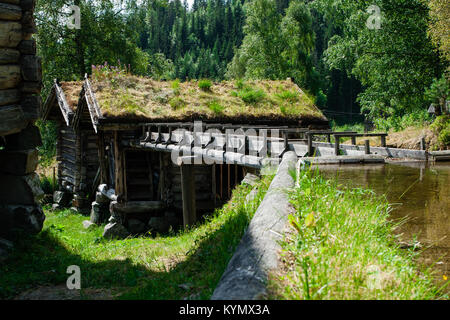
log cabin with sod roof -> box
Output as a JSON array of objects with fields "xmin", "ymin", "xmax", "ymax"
[{"xmin": 41, "ymin": 73, "xmax": 328, "ymax": 237}]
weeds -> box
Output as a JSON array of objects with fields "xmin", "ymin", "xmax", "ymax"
[
  {"xmin": 198, "ymin": 79, "xmax": 213, "ymax": 91},
  {"xmin": 268, "ymin": 167, "xmax": 446, "ymax": 300}
]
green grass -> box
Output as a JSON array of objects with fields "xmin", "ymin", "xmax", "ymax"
[
  {"xmin": 268, "ymin": 167, "xmax": 448, "ymax": 300},
  {"xmin": 0, "ymin": 175, "xmax": 273, "ymax": 300},
  {"xmin": 207, "ymin": 100, "xmax": 225, "ymax": 114},
  {"xmin": 235, "ymin": 86, "xmax": 266, "ymax": 104},
  {"xmin": 198, "ymin": 79, "xmax": 213, "ymax": 91}
]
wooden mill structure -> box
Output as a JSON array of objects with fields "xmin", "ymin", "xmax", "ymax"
[{"xmin": 41, "ymin": 75, "xmax": 329, "ymax": 235}]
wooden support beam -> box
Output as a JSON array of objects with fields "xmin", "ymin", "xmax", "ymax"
[
  {"xmin": 181, "ymin": 164, "xmax": 196, "ymax": 228},
  {"xmin": 381, "ymin": 135, "xmax": 386, "ymax": 148},
  {"xmin": 335, "ymin": 136, "xmax": 340, "ymax": 156},
  {"xmin": 307, "ymin": 133, "xmax": 314, "ymax": 156},
  {"xmin": 113, "ymin": 131, "xmax": 125, "ymax": 201},
  {"xmin": 351, "ymin": 136, "xmax": 356, "ymax": 145},
  {"xmin": 364, "ymin": 140, "xmax": 370, "ymax": 155},
  {"xmin": 97, "ymin": 131, "xmax": 108, "ymax": 185}
]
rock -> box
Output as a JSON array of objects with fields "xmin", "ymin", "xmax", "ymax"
[
  {"xmin": 109, "ymin": 201, "xmax": 123, "ymax": 224},
  {"xmin": 127, "ymin": 219, "xmax": 146, "ymax": 234},
  {"xmin": 82, "ymin": 220, "xmax": 96, "ymax": 230},
  {"xmin": 90, "ymin": 201, "xmax": 109, "ymax": 224},
  {"xmin": 102, "ymin": 222, "xmax": 130, "ymax": 239},
  {"xmin": 178, "ymin": 283, "xmax": 193, "ymax": 291},
  {"xmin": 0, "ymin": 204, "xmax": 45, "ymax": 237},
  {"xmin": 53, "ymin": 191, "xmax": 71, "ymax": 207},
  {"xmin": 0, "ymin": 238, "xmax": 13, "ymax": 250},
  {"xmin": 241, "ymin": 173, "xmax": 260, "ymax": 187},
  {"xmin": 95, "ymin": 191, "xmax": 109, "ymax": 204},
  {"xmin": 245, "ymin": 188, "xmax": 259, "ymax": 203},
  {"xmin": 51, "ymin": 203, "xmax": 60, "ymax": 211},
  {"xmin": 0, "ymin": 172, "xmax": 44, "ymax": 205},
  {"xmin": 148, "ymin": 217, "xmax": 170, "ymax": 234}
]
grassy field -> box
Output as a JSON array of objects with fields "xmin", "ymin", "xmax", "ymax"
[
  {"xmin": 0, "ymin": 176, "xmax": 272, "ymax": 300},
  {"xmin": 268, "ymin": 167, "xmax": 449, "ymax": 300}
]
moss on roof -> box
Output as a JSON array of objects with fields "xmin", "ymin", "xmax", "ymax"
[
  {"xmin": 60, "ymin": 81, "xmax": 83, "ymax": 111},
  {"xmin": 59, "ymin": 74, "xmax": 327, "ymax": 125}
]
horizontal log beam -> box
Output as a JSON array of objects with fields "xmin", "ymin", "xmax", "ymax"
[
  {"xmin": 0, "ymin": 21, "xmax": 22, "ymax": 48},
  {"xmin": 0, "ymin": 64, "xmax": 21, "ymax": 90},
  {"xmin": 110, "ymin": 200, "xmax": 165, "ymax": 214},
  {"xmin": 0, "ymin": 89, "xmax": 20, "ymax": 106},
  {"xmin": 0, "ymin": 48, "xmax": 20, "ymax": 64},
  {"xmin": 0, "ymin": 3, "xmax": 22, "ymax": 21},
  {"xmin": 0, "ymin": 104, "xmax": 26, "ymax": 136}
]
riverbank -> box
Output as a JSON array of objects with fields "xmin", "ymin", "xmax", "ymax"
[
  {"xmin": 268, "ymin": 167, "xmax": 448, "ymax": 300},
  {"xmin": 0, "ymin": 176, "xmax": 272, "ymax": 300}
]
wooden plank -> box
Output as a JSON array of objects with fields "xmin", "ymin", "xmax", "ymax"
[
  {"xmin": 0, "ymin": 89, "xmax": 20, "ymax": 106},
  {"xmin": 111, "ymin": 200, "xmax": 165, "ymax": 214},
  {"xmin": 114, "ymin": 131, "xmax": 125, "ymax": 200},
  {"xmin": 0, "ymin": 65, "xmax": 20, "ymax": 89},
  {"xmin": 0, "ymin": 48, "xmax": 20, "ymax": 64},
  {"xmin": 0, "ymin": 104, "xmax": 26, "ymax": 136},
  {"xmin": 181, "ymin": 164, "xmax": 196, "ymax": 227},
  {"xmin": 0, "ymin": 21, "xmax": 21, "ymax": 48}
]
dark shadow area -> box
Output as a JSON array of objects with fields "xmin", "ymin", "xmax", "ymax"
[{"xmin": 0, "ymin": 194, "xmax": 256, "ymax": 300}]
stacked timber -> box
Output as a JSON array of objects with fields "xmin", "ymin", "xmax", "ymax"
[{"xmin": 0, "ymin": 0, "xmax": 44, "ymax": 241}]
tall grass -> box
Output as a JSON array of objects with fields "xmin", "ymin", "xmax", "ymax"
[{"xmin": 268, "ymin": 168, "xmax": 447, "ymax": 300}]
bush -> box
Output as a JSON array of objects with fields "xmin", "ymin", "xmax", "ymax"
[
  {"xmin": 430, "ymin": 115, "xmax": 450, "ymax": 148},
  {"xmin": 198, "ymin": 79, "xmax": 212, "ymax": 91},
  {"xmin": 235, "ymin": 79, "xmax": 245, "ymax": 89}
]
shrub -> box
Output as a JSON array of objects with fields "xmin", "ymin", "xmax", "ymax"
[
  {"xmin": 235, "ymin": 79, "xmax": 245, "ymax": 89},
  {"xmin": 430, "ymin": 114, "xmax": 450, "ymax": 148},
  {"xmin": 171, "ymin": 79, "xmax": 180, "ymax": 95},
  {"xmin": 198, "ymin": 79, "xmax": 212, "ymax": 91}
]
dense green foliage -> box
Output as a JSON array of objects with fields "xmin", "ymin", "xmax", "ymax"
[{"xmin": 35, "ymin": 0, "xmax": 449, "ymax": 156}]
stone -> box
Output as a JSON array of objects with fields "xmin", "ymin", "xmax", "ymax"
[
  {"xmin": 0, "ymin": 238, "xmax": 13, "ymax": 251},
  {"xmin": 82, "ymin": 220, "xmax": 96, "ymax": 230},
  {"xmin": 90, "ymin": 201, "xmax": 109, "ymax": 224},
  {"xmin": 127, "ymin": 219, "xmax": 146, "ymax": 234},
  {"xmin": 241, "ymin": 173, "xmax": 260, "ymax": 187},
  {"xmin": 95, "ymin": 191, "xmax": 109, "ymax": 204},
  {"xmin": 245, "ymin": 188, "xmax": 259, "ymax": 203},
  {"xmin": 148, "ymin": 217, "xmax": 170, "ymax": 234},
  {"xmin": 0, "ymin": 204, "xmax": 45, "ymax": 237},
  {"xmin": 0, "ymin": 172, "xmax": 43, "ymax": 205},
  {"xmin": 53, "ymin": 191, "xmax": 71, "ymax": 207},
  {"xmin": 51, "ymin": 203, "xmax": 60, "ymax": 211},
  {"xmin": 102, "ymin": 222, "xmax": 130, "ymax": 239}
]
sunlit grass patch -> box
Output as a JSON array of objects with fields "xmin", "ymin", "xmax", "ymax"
[
  {"xmin": 0, "ymin": 175, "xmax": 273, "ymax": 300},
  {"xmin": 268, "ymin": 168, "xmax": 447, "ymax": 300}
]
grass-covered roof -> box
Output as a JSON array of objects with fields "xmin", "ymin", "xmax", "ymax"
[{"xmin": 60, "ymin": 66, "xmax": 327, "ymax": 126}]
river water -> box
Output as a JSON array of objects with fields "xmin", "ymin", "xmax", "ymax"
[{"xmin": 319, "ymin": 162, "xmax": 449, "ymax": 293}]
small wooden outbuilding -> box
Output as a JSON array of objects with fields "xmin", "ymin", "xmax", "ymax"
[{"xmin": 42, "ymin": 74, "xmax": 328, "ymax": 235}]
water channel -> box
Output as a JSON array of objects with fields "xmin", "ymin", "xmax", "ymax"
[{"xmin": 319, "ymin": 162, "xmax": 449, "ymax": 294}]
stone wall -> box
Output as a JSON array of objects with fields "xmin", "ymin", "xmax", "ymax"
[{"xmin": 0, "ymin": 0, "xmax": 44, "ymax": 243}]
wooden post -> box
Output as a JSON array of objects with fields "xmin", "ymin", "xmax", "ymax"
[
  {"xmin": 307, "ymin": 133, "xmax": 313, "ymax": 156},
  {"xmin": 212, "ymin": 164, "xmax": 217, "ymax": 206},
  {"xmin": 381, "ymin": 135, "xmax": 386, "ymax": 147},
  {"xmin": 181, "ymin": 164, "xmax": 196, "ymax": 227},
  {"xmin": 97, "ymin": 131, "xmax": 108, "ymax": 185},
  {"xmin": 364, "ymin": 140, "xmax": 370, "ymax": 155},
  {"xmin": 227, "ymin": 163, "xmax": 231, "ymax": 199},
  {"xmin": 351, "ymin": 136, "xmax": 356, "ymax": 145},
  {"xmin": 334, "ymin": 136, "xmax": 340, "ymax": 156},
  {"xmin": 420, "ymin": 137, "xmax": 426, "ymax": 151},
  {"xmin": 113, "ymin": 131, "xmax": 125, "ymax": 201},
  {"xmin": 327, "ymin": 134, "xmax": 331, "ymax": 143}
]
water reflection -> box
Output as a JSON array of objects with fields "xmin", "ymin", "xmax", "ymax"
[{"xmin": 319, "ymin": 162, "xmax": 449, "ymax": 292}]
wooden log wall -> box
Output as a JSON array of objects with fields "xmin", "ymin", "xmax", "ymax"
[
  {"xmin": 56, "ymin": 125, "xmax": 78, "ymax": 193},
  {"xmin": 0, "ymin": 0, "xmax": 45, "ymax": 240},
  {"xmin": 0, "ymin": 0, "xmax": 41, "ymax": 136}
]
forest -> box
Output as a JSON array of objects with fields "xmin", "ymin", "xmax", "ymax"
[{"xmin": 35, "ymin": 0, "xmax": 449, "ymax": 161}]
